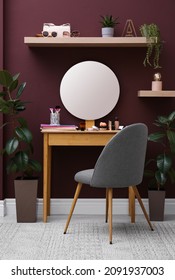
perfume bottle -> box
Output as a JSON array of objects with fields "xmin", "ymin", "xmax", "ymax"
[
  {"xmin": 114, "ymin": 116, "xmax": 119, "ymax": 130},
  {"xmin": 152, "ymin": 72, "xmax": 162, "ymax": 91}
]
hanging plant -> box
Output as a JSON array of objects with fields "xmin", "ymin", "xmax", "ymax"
[{"xmin": 140, "ymin": 23, "xmax": 163, "ymax": 69}]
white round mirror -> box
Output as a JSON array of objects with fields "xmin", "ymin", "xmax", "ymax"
[{"xmin": 60, "ymin": 61, "xmax": 120, "ymax": 120}]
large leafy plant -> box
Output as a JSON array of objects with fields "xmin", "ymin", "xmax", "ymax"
[
  {"xmin": 0, "ymin": 69, "xmax": 41, "ymax": 178},
  {"xmin": 145, "ymin": 111, "xmax": 175, "ymax": 190}
]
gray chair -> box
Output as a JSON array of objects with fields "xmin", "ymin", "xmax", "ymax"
[{"xmin": 64, "ymin": 123, "xmax": 153, "ymax": 244}]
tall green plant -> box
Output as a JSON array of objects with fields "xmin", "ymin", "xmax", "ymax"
[
  {"xmin": 0, "ymin": 70, "xmax": 41, "ymax": 178},
  {"xmin": 145, "ymin": 111, "xmax": 175, "ymax": 190}
]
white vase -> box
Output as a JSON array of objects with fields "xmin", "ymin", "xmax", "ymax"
[{"xmin": 102, "ymin": 27, "xmax": 114, "ymax": 37}]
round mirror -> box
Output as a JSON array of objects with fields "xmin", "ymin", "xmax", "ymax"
[{"xmin": 60, "ymin": 61, "xmax": 120, "ymax": 120}]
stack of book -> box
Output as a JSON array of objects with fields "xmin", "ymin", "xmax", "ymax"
[{"xmin": 40, "ymin": 124, "xmax": 78, "ymax": 131}]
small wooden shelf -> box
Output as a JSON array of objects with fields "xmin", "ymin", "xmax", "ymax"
[
  {"xmin": 138, "ymin": 91, "xmax": 175, "ymax": 97},
  {"xmin": 24, "ymin": 36, "xmax": 153, "ymax": 47}
]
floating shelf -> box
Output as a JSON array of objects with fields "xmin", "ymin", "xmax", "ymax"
[
  {"xmin": 138, "ymin": 91, "xmax": 175, "ymax": 97},
  {"xmin": 24, "ymin": 36, "xmax": 153, "ymax": 47}
]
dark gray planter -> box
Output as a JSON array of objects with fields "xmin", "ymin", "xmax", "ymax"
[
  {"xmin": 148, "ymin": 190, "xmax": 165, "ymax": 221},
  {"xmin": 14, "ymin": 179, "xmax": 38, "ymax": 223}
]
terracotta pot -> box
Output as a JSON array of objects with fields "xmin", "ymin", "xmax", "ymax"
[
  {"xmin": 14, "ymin": 178, "xmax": 38, "ymax": 222},
  {"xmin": 148, "ymin": 190, "xmax": 165, "ymax": 221}
]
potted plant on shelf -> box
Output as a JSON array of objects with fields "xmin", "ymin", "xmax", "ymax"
[
  {"xmin": 0, "ymin": 69, "xmax": 42, "ymax": 222},
  {"xmin": 139, "ymin": 23, "xmax": 163, "ymax": 69},
  {"xmin": 100, "ymin": 15, "xmax": 119, "ymax": 37},
  {"xmin": 144, "ymin": 111, "xmax": 175, "ymax": 220}
]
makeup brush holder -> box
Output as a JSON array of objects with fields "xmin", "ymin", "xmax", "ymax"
[{"xmin": 50, "ymin": 112, "xmax": 60, "ymax": 125}]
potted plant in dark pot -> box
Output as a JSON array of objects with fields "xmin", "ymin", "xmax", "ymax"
[
  {"xmin": 144, "ymin": 111, "xmax": 175, "ymax": 221},
  {"xmin": 0, "ymin": 69, "xmax": 42, "ymax": 222},
  {"xmin": 100, "ymin": 15, "xmax": 119, "ymax": 37}
]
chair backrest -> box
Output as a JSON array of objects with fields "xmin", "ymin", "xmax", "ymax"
[{"xmin": 90, "ymin": 123, "xmax": 148, "ymax": 188}]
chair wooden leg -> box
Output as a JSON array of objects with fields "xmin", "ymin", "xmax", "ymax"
[
  {"xmin": 105, "ymin": 188, "xmax": 109, "ymax": 223},
  {"xmin": 64, "ymin": 183, "xmax": 82, "ymax": 234},
  {"xmin": 131, "ymin": 186, "xmax": 154, "ymax": 231},
  {"xmin": 108, "ymin": 188, "xmax": 113, "ymax": 244},
  {"xmin": 129, "ymin": 186, "xmax": 135, "ymax": 223}
]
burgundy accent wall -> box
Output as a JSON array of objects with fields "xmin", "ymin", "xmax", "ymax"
[
  {"xmin": 0, "ymin": 0, "xmax": 3, "ymax": 199},
  {"xmin": 1, "ymin": 0, "xmax": 175, "ymax": 199}
]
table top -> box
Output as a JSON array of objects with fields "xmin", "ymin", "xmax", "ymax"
[{"xmin": 41, "ymin": 129, "xmax": 119, "ymax": 134}]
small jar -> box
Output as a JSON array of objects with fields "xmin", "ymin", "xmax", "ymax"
[
  {"xmin": 152, "ymin": 81, "xmax": 162, "ymax": 91},
  {"xmin": 99, "ymin": 122, "xmax": 107, "ymax": 130},
  {"xmin": 108, "ymin": 120, "xmax": 112, "ymax": 130},
  {"xmin": 152, "ymin": 72, "xmax": 162, "ymax": 91},
  {"xmin": 114, "ymin": 117, "xmax": 119, "ymax": 130}
]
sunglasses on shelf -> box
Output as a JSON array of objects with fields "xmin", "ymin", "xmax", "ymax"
[
  {"xmin": 42, "ymin": 31, "xmax": 57, "ymax": 37},
  {"xmin": 42, "ymin": 30, "xmax": 80, "ymax": 38}
]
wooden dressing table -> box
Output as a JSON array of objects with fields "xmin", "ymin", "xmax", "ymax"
[{"xmin": 41, "ymin": 129, "xmax": 135, "ymax": 222}]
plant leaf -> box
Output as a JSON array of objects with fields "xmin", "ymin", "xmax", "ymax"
[
  {"xmin": 12, "ymin": 73, "xmax": 20, "ymax": 81},
  {"xmin": 16, "ymin": 82, "xmax": 26, "ymax": 98},
  {"xmin": 155, "ymin": 170, "xmax": 167, "ymax": 186},
  {"xmin": 13, "ymin": 99, "xmax": 26, "ymax": 112},
  {"xmin": 6, "ymin": 158, "xmax": 18, "ymax": 174},
  {"xmin": 17, "ymin": 117, "xmax": 28, "ymax": 127},
  {"xmin": 9, "ymin": 79, "xmax": 18, "ymax": 92},
  {"xmin": 168, "ymin": 111, "xmax": 175, "ymax": 121},
  {"xmin": 148, "ymin": 132, "xmax": 165, "ymax": 142},
  {"xmin": 167, "ymin": 130, "xmax": 175, "ymax": 154},
  {"xmin": 0, "ymin": 70, "xmax": 13, "ymax": 87},
  {"xmin": 5, "ymin": 137, "xmax": 19, "ymax": 155},
  {"xmin": 15, "ymin": 127, "xmax": 33, "ymax": 143},
  {"xmin": 156, "ymin": 154, "xmax": 172, "ymax": 173},
  {"xmin": 28, "ymin": 159, "xmax": 42, "ymax": 172},
  {"xmin": 0, "ymin": 97, "xmax": 11, "ymax": 114},
  {"xmin": 156, "ymin": 115, "xmax": 169, "ymax": 125},
  {"xmin": 14, "ymin": 151, "xmax": 29, "ymax": 170}
]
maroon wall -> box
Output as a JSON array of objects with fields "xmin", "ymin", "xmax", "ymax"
[
  {"xmin": 1, "ymin": 0, "xmax": 175, "ymax": 199},
  {"xmin": 0, "ymin": 0, "xmax": 4, "ymax": 199}
]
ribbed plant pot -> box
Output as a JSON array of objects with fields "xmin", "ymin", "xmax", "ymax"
[
  {"xmin": 14, "ymin": 178, "xmax": 38, "ymax": 223},
  {"xmin": 102, "ymin": 27, "xmax": 114, "ymax": 37},
  {"xmin": 148, "ymin": 190, "xmax": 165, "ymax": 221}
]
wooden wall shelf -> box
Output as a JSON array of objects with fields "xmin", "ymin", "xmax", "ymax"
[
  {"xmin": 138, "ymin": 91, "xmax": 175, "ymax": 97},
  {"xmin": 24, "ymin": 36, "xmax": 152, "ymax": 47}
]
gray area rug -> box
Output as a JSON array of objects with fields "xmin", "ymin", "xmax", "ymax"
[{"xmin": 0, "ymin": 221, "xmax": 175, "ymax": 260}]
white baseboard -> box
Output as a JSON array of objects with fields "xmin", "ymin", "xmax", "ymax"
[
  {"xmin": 0, "ymin": 200, "xmax": 6, "ymax": 217},
  {"xmin": 1, "ymin": 198, "xmax": 175, "ymax": 217}
]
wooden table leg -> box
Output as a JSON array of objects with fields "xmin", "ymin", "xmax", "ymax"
[
  {"xmin": 43, "ymin": 134, "xmax": 51, "ymax": 222},
  {"xmin": 47, "ymin": 145, "xmax": 51, "ymax": 216},
  {"xmin": 129, "ymin": 186, "xmax": 135, "ymax": 223}
]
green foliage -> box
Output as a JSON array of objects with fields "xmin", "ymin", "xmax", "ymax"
[
  {"xmin": 145, "ymin": 111, "xmax": 175, "ymax": 190},
  {"xmin": 0, "ymin": 69, "xmax": 42, "ymax": 178},
  {"xmin": 140, "ymin": 23, "xmax": 162, "ymax": 69},
  {"xmin": 100, "ymin": 15, "xmax": 119, "ymax": 28}
]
